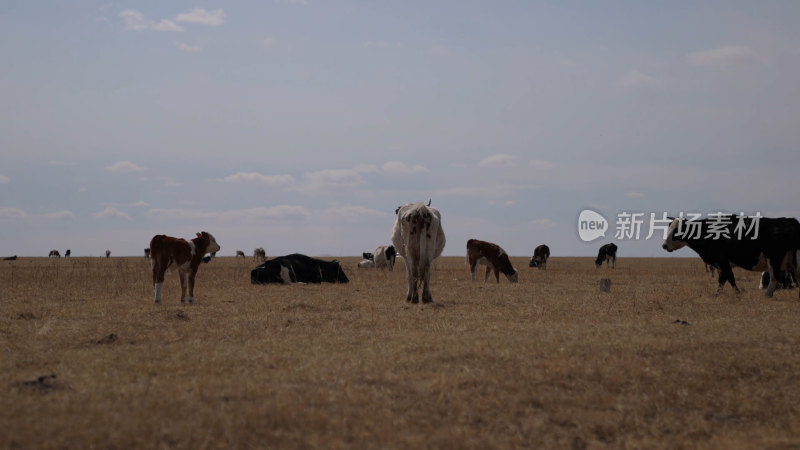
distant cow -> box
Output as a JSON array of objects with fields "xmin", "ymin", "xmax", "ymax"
[
  {"xmin": 65, "ymin": 249, "xmax": 71, "ymax": 258},
  {"xmin": 391, "ymin": 202, "xmax": 446, "ymax": 303},
  {"xmin": 251, "ymin": 254, "xmax": 349, "ymax": 284},
  {"xmin": 254, "ymin": 247, "xmax": 266, "ymax": 262},
  {"xmin": 595, "ymin": 243, "xmax": 617, "ymax": 268},
  {"xmin": 236, "ymin": 250, "xmax": 246, "ymax": 259},
  {"xmin": 105, "ymin": 250, "xmax": 111, "ymax": 258},
  {"xmin": 144, "ymin": 248, "xmax": 151, "ymax": 259},
  {"xmin": 662, "ymin": 215, "xmax": 800, "ymax": 297},
  {"xmin": 372, "ymin": 245, "xmax": 397, "ymax": 270},
  {"xmin": 529, "ymin": 244, "xmax": 550, "ymax": 269},
  {"xmin": 3, "ymin": 255, "xmax": 17, "ymax": 261},
  {"xmin": 149, "ymin": 232, "xmax": 221, "ymax": 304},
  {"xmin": 466, "ymin": 239, "xmax": 519, "ymax": 283},
  {"xmin": 48, "ymin": 250, "xmax": 60, "ymax": 258}
]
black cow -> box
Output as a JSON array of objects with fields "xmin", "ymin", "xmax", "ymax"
[
  {"xmin": 251, "ymin": 253, "xmax": 349, "ymax": 284},
  {"xmin": 529, "ymin": 244, "xmax": 550, "ymax": 269},
  {"xmin": 662, "ymin": 215, "xmax": 800, "ymax": 297},
  {"xmin": 595, "ymin": 243, "xmax": 617, "ymax": 268},
  {"xmin": 144, "ymin": 248, "xmax": 151, "ymax": 259},
  {"xmin": 65, "ymin": 249, "xmax": 71, "ymax": 258}
]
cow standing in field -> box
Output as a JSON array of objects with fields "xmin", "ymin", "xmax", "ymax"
[
  {"xmin": 253, "ymin": 248, "xmax": 266, "ymax": 262},
  {"xmin": 49, "ymin": 250, "xmax": 60, "ymax": 258},
  {"xmin": 149, "ymin": 232, "xmax": 221, "ymax": 304},
  {"xmin": 144, "ymin": 248, "xmax": 151, "ymax": 259},
  {"xmin": 595, "ymin": 243, "xmax": 617, "ymax": 268},
  {"xmin": 373, "ymin": 245, "xmax": 397, "ymax": 271},
  {"xmin": 466, "ymin": 239, "xmax": 519, "ymax": 283},
  {"xmin": 391, "ymin": 202, "xmax": 446, "ymax": 303},
  {"xmin": 529, "ymin": 244, "xmax": 550, "ymax": 269},
  {"xmin": 662, "ymin": 215, "xmax": 800, "ymax": 297},
  {"xmin": 236, "ymin": 250, "xmax": 246, "ymax": 259},
  {"xmin": 65, "ymin": 249, "xmax": 71, "ymax": 258},
  {"xmin": 105, "ymin": 250, "xmax": 111, "ymax": 258}
]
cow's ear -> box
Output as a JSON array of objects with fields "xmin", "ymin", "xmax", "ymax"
[{"xmin": 197, "ymin": 232, "xmax": 203, "ymax": 238}]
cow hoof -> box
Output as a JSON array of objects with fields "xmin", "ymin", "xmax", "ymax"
[
  {"xmin": 154, "ymin": 300, "xmax": 161, "ymax": 305},
  {"xmin": 422, "ymin": 295, "xmax": 433, "ymax": 304},
  {"xmin": 188, "ymin": 298, "xmax": 195, "ymax": 304}
]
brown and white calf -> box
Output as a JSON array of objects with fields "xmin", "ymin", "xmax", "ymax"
[
  {"xmin": 253, "ymin": 247, "xmax": 266, "ymax": 262},
  {"xmin": 466, "ymin": 239, "xmax": 519, "ymax": 283},
  {"xmin": 149, "ymin": 232, "xmax": 221, "ymax": 304},
  {"xmin": 48, "ymin": 250, "xmax": 61, "ymax": 258}
]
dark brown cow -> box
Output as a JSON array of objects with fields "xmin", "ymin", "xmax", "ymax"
[
  {"xmin": 466, "ymin": 239, "xmax": 519, "ymax": 283},
  {"xmin": 149, "ymin": 232, "xmax": 221, "ymax": 304}
]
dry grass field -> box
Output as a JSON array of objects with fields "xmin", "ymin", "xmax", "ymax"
[{"xmin": 2, "ymin": 255, "xmax": 800, "ymax": 449}]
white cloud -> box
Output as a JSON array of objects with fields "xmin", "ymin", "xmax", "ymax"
[
  {"xmin": 104, "ymin": 161, "xmax": 146, "ymax": 172},
  {"xmin": 0, "ymin": 207, "xmax": 29, "ymax": 220},
  {"xmin": 131, "ymin": 201, "xmax": 149, "ymax": 207},
  {"xmin": 0, "ymin": 175, "xmax": 9, "ymax": 184},
  {"xmin": 44, "ymin": 210, "xmax": 75, "ymax": 220},
  {"xmin": 175, "ymin": 8, "xmax": 226, "ymax": 26},
  {"xmin": 146, "ymin": 205, "xmax": 309, "ymax": 221},
  {"xmin": 531, "ymin": 218, "xmax": 556, "ymax": 230},
  {"xmin": 626, "ymin": 191, "xmax": 645, "ymax": 199},
  {"xmin": 618, "ymin": 70, "xmax": 660, "ymax": 88},
  {"xmin": 504, "ymin": 200, "xmax": 516, "ymax": 207},
  {"xmin": 297, "ymin": 169, "xmax": 365, "ymax": 192},
  {"xmin": 159, "ymin": 177, "xmax": 183, "ymax": 188},
  {"xmin": 120, "ymin": 9, "xmax": 183, "ymax": 32},
  {"xmin": 479, "ymin": 154, "xmax": 516, "ymax": 168},
  {"xmin": 686, "ymin": 46, "xmax": 757, "ymax": 66},
  {"xmin": 382, "ymin": 161, "xmax": 429, "ymax": 174},
  {"xmin": 93, "ymin": 207, "xmax": 131, "ymax": 220},
  {"xmin": 222, "ymin": 172, "xmax": 295, "ymax": 185},
  {"xmin": 176, "ymin": 42, "xmax": 202, "ymax": 53}
]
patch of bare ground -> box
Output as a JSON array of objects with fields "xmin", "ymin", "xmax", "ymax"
[{"xmin": 1, "ymin": 256, "xmax": 799, "ymax": 448}]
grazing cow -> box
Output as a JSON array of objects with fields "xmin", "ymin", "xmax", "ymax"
[
  {"xmin": 105, "ymin": 250, "xmax": 111, "ymax": 258},
  {"xmin": 466, "ymin": 239, "xmax": 519, "ymax": 283},
  {"xmin": 529, "ymin": 244, "xmax": 550, "ymax": 269},
  {"xmin": 48, "ymin": 250, "xmax": 60, "ymax": 258},
  {"xmin": 391, "ymin": 202, "xmax": 446, "ymax": 303},
  {"xmin": 144, "ymin": 248, "xmax": 151, "ymax": 259},
  {"xmin": 3, "ymin": 255, "xmax": 18, "ymax": 261},
  {"xmin": 662, "ymin": 215, "xmax": 800, "ymax": 297},
  {"xmin": 357, "ymin": 259, "xmax": 375, "ymax": 268},
  {"xmin": 251, "ymin": 254, "xmax": 349, "ymax": 284},
  {"xmin": 595, "ymin": 243, "xmax": 617, "ymax": 268},
  {"xmin": 253, "ymin": 247, "xmax": 266, "ymax": 262},
  {"xmin": 65, "ymin": 249, "xmax": 71, "ymax": 258},
  {"xmin": 373, "ymin": 245, "xmax": 397, "ymax": 271},
  {"xmin": 149, "ymin": 232, "xmax": 221, "ymax": 304},
  {"xmin": 236, "ymin": 250, "xmax": 246, "ymax": 259}
]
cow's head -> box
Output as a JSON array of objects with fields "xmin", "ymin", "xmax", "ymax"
[
  {"xmin": 661, "ymin": 218, "xmax": 688, "ymax": 252},
  {"xmin": 197, "ymin": 231, "xmax": 221, "ymax": 254},
  {"xmin": 507, "ymin": 268, "xmax": 519, "ymax": 283}
]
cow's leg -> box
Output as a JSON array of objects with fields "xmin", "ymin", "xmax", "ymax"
[
  {"xmin": 611, "ymin": 256, "xmax": 616, "ymax": 269},
  {"xmin": 404, "ymin": 260, "xmax": 416, "ymax": 303},
  {"xmin": 178, "ymin": 268, "xmax": 188, "ymax": 303},
  {"xmin": 484, "ymin": 266, "xmax": 492, "ymax": 283},
  {"xmin": 469, "ymin": 258, "xmax": 477, "ymax": 282},
  {"xmin": 716, "ymin": 262, "xmax": 738, "ymax": 294},
  {"xmin": 765, "ymin": 257, "xmax": 779, "ymax": 298},
  {"xmin": 421, "ymin": 265, "xmax": 434, "ymax": 303},
  {"xmin": 494, "ymin": 267, "xmax": 500, "ymax": 283},
  {"xmin": 187, "ymin": 270, "xmax": 197, "ymax": 304},
  {"xmin": 153, "ymin": 261, "xmax": 167, "ymax": 304}
]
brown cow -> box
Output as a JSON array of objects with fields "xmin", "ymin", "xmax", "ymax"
[
  {"xmin": 466, "ymin": 239, "xmax": 519, "ymax": 283},
  {"xmin": 149, "ymin": 232, "xmax": 221, "ymax": 304}
]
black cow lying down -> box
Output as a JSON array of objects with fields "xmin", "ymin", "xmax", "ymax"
[{"xmin": 251, "ymin": 253, "xmax": 349, "ymax": 284}]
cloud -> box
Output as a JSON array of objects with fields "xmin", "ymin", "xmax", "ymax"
[
  {"xmin": 618, "ymin": 70, "xmax": 660, "ymax": 88},
  {"xmin": 353, "ymin": 164, "xmax": 380, "ymax": 173},
  {"xmin": 297, "ymin": 169, "xmax": 365, "ymax": 192},
  {"xmin": 131, "ymin": 201, "xmax": 149, "ymax": 207},
  {"xmin": 120, "ymin": 9, "xmax": 183, "ymax": 32},
  {"xmin": 479, "ymin": 154, "xmax": 516, "ymax": 168},
  {"xmin": 382, "ymin": 161, "xmax": 429, "ymax": 174},
  {"xmin": 0, "ymin": 175, "xmax": 9, "ymax": 184},
  {"xmin": 222, "ymin": 172, "xmax": 295, "ymax": 185},
  {"xmin": 176, "ymin": 42, "xmax": 202, "ymax": 52},
  {"xmin": 43, "ymin": 210, "xmax": 75, "ymax": 220},
  {"xmin": 175, "ymin": 8, "xmax": 226, "ymax": 26},
  {"xmin": 93, "ymin": 207, "xmax": 131, "ymax": 220},
  {"xmin": 146, "ymin": 205, "xmax": 309, "ymax": 221},
  {"xmin": 104, "ymin": 161, "xmax": 146, "ymax": 172},
  {"xmin": 531, "ymin": 218, "xmax": 556, "ymax": 230},
  {"xmin": 321, "ymin": 205, "xmax": 391, "ymax": 219},
  {"xmin": 626, "ymin": 191, "xmax": 645, "ymax": 199},
  {"xmin": 686, "ymin": 46, "xmax": 757, "ymax": 66},
  {"xmin": 0, "ymin": 207, "xmax": 29, "ymax": 220}
]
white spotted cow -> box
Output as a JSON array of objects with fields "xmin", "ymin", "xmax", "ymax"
[
  {"xmin": 466, "ymin": 239, "xmax": 519, "ymax": 283},
  {"xmin": 373, "ymin": 245, "xmax": 397, "ymax": 271},
  {"xmin": 391, "ymin": 202, "xmax": 446, "ymax": 304},
  {"xmin": 149, "ymin": 232, "xmax": 221, "ymax": 304}
]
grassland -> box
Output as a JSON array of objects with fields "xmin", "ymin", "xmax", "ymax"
[{"xmin": 1, "ymin": 255, "xmax": 799, "ymax": 449}]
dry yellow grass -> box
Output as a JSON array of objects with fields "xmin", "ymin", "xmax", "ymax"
[{"xmin": 2, "ymin": 255, "xmax": 800, "ymax": 449}]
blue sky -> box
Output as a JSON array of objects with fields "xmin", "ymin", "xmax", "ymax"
[{"xmin": 2, "ymin": 1, "xmax": 799, "ymax": 257}]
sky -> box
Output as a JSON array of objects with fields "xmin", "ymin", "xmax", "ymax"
[{"xmin": 2, "ymin": 1, "xmax": 800, "ymax": 258}]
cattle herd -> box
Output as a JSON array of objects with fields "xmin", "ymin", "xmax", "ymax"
[{"xmin": 10, "ymin": 203, "xmax": 800, "ymax": 305}]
